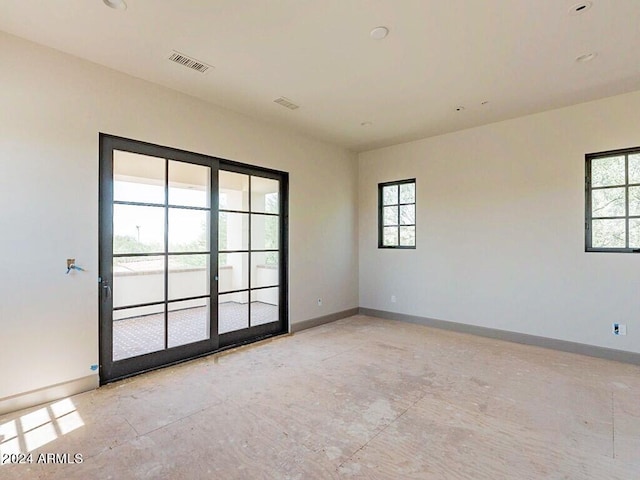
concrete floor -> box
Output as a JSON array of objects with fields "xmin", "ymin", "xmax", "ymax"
[{"xmin": 1, "ymin": 315, "xmax": 639, "ymax": 479}]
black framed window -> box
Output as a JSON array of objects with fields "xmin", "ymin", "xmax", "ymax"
[
  {"xmin": 585, "ymin": 146, "xmax": 640, "ymax": 252},
  {"xmin": 378, "ymin": 178, "xmax": 416, "ymax": 248}
]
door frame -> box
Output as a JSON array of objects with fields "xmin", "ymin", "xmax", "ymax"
[{"xmin": 98, "ymin": 134, "xmax": 289, "ymax": 384}]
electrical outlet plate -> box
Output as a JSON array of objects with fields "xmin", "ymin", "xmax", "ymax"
[
  {"xmin": 317, "ymin": 298, "xmax": 322, "ymax": 307},
  {"xmin": 67, "ymin": 258, "xmax": 75, "ymax": 268},
  {"xmin": 391, "ymin": 295, "xmax": 396, "ymax": 303},
  {"xmin": 612, "ymin": 323, "xmax": 627, "ymax": 335}
]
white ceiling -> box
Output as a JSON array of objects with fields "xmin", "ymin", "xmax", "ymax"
[{"xmin": 1, "ymin": 0, "xmax": 639, "ymax": 152}]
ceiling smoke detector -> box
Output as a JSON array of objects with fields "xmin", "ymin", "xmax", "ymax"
[
  {"xmin": 274, "ymin": 97, "xmax": 300, "ymax": 110},
  {"xmin": 568, "ymin": 2, "xmax": 592, "ymax": 15},
  {"xmin": 168, "ymin": 51, "xmax": 212, "ymax": 73}
]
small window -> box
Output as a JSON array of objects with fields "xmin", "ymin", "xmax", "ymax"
[
  {"xmin": 586, "ymin": 147, "xmax": 640, "ymax": 252},
  {"xmin": 379, "ymin": 179, "xmax": 416, "ymax": 248}
]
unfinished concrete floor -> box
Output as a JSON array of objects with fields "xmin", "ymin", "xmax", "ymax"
[{"xmin": 1, "ymin": 315, "xmax": 639, "ymax": 479}]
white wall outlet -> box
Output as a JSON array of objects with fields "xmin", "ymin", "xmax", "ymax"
[
  {"xmin": 317, "ymin": 298, "xmax": 322, "ymax": 307},
  {"xmin": 391, "ymin": 295, "xmax": 397, "ymax": 303},
  {"xmin": 612, "ymin": 323, "xmax": 627, "ymax": 335}
]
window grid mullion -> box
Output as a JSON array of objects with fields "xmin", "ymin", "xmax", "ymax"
[
  {"xmin": 626, "ymin": 153, "xmax": 630, "ymax": 248},
  {"xmin": 163, "ymin": 158, "xmax": 169, "ymax": 350}
]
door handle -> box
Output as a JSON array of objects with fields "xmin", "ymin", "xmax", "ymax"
[{"xmin": 101, "ymin": 279, "xmax": 111, "ymax": 300}]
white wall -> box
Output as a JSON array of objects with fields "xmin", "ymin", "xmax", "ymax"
[
  {"xmin": 359, "ymin": 90, "xmax": 640, "ymax": 354},
  {"xmin": 0, "ymin": 32, "xmax": 358, "ymax": 401}
]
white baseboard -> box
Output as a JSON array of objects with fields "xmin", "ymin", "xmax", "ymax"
[{"xmin": 0, "ymin": 375, "xmax": 99, "ymax": 416}]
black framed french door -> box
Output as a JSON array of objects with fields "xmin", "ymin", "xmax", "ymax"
[{"xmin": 99, "ymin": 134, "xmax": 288, "ymax": 383}]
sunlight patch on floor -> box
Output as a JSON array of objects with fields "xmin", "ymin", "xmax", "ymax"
[{"xmin": 0, "ymin": 398, "xmax": 84, "ymax": 461}]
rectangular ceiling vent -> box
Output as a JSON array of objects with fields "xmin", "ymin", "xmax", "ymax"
[
  {"xmin": 168, "ymin": 51, "xmax": 211, "ymax": 73},
  {"xmin": 274, "ymin": 97, "xmax": 300, "ymax": 110}
]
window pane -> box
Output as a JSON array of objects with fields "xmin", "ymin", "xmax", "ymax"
[
  {"xmin": 250, "ymin": 288, "xmax": 278, "ymax": 326},
  {"xmin": 400, "ymin": 204, "xmax": 415, "ymax": 225},
  {"xmin": 383, "ymin": 227, "xmax": 399, "ymax": 246},
  {"xmin": 629, "ymin": 186, "xmax": 640, "ymax": 216},
  {"xmin": 168, "ymin": 254, "xmax": 209, "ymax": 300},
  {"xmin": 591, "ymin": 187, "xmax": 625, "ymax": 217},
  {"xmin": 113, "ymin": 256, "xmax": 164, "ymax": 308},
  {"xmin": 113, "ymin": 205, "xmax": 164, "ymax": 254},
  {"xmin": 168, "ymin": 299, "xmax": 209, "ymax": 348},
  {"xmin": 251, "ymin": 177, "xmax": 279, "ymax": 213},
  {"xmin": 168, "ymin": 161, "xmax": 210, "ymax": 208},
  {"xmin": 219, "ymin": 252, "xmax": 248, "ymax": 292},
  {"xmin": 383, "ymin": 206, "xmax": 398, "ymax": 226},
  {"xmin": 219, "ymin": 212, "xmax": 249, "ymax": 251},
  {"xmin": 219, "ymin": 171, "xmax": 249, "ymax": 211},
  {"xmin": 629, "ymin": 154, "xmax": 640, "ymax": 184},
  {"xmin": 383, "ymin": 185, "xmax": 398, "ymax": 205},
  {"xmin": 400, "ymin": 226, "xmax": 416, "ymax": 246},
  {"xmin": 592, "ymin": 219, "xmax": 626, "ymax": 248},
  {"xmin": 169, "ymin": 208, "xmax": 209, "ymax": 252},
  {"xmin": 251, "ymin": 214, "xmax": 279, "ymax": 250},
  {"xmin": 629, "ymin": 219, "xmax": 640, "ymax": 248},
  {"xmin": 591, "ymin": 156, "xmax": 625, "ymax": 187},
  {"xmin": 400, "ymin": 183, "xmax": 415, "ymax": 203},
  {"xmin": 113, "ymin": 151, "xmax": 165, "ymax": 204},
  {"xmin": 251, "ymin": 252, "xmax": 279, "ymax": 288},
  {"xmin": 219, "ymin": 291, "xmax": 248, "ymax": 334},
  {"xmin": 113, "ymin": 305, "xmax": 165, "ymax": 361}
]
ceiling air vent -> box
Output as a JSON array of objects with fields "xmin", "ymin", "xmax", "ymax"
[
  {"xmin": 168, "ymin": 51, "xmax": 211, "ymax": 73},
  {"xmin": 274, "ymin": 97, "xmax": 300, "ymax": 110}
]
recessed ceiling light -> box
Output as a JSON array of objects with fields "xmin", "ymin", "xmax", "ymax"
[
  {"xmin": 576, "ymin": 52, "xmax": 597, "ymax": 63},
  {"xmin": 361, "ymin": 121, "xmax": 373, "ymax": 127},
  {"xmin": 568, "ymin": 1, "xmax": 592, "ymax": 15},
  {"xmin": 370, "ymin": 26, "xmax": 389, "ymax": 40},
  {"xmin": 455, "ymin": 106, "xmax": 465, "ymax": 112},
  {"xmin": 103, "ymin": 0, "xmax": 127, "ymax": 10}
]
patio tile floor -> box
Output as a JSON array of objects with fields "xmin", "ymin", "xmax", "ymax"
[{"xmin": 113, "ymin": 301, "xmax": 278, "ymax": 360}]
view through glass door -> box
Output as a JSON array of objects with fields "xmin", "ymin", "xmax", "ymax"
[{"xmin": 99, "ymin": 135, "xmax": 288, "ymax": 383}]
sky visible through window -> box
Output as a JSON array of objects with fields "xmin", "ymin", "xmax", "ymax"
[{"xmin": 114, "ymin": 181, "xmax": 209, "ymax": 248}]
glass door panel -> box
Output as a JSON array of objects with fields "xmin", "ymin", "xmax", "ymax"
[
  {"xmin": 168, "ymin": 209, "xmax": 210, "ymax": 251},
  {"xmin": 217, "ymin": 171, "xmax": 282, "ymax": 338},
  {"xmin": 219, "ymin": 291, "xmax": 249, "ymax": 334},
  {"xmin": 219, "ymin": 171, "xmax": 249, "ymax": 210},
  {"xmin": 113, "ymin": 205, "xmax": 165, "ymax": 254},
  {"xmin": 168, "ymin": 299, "xmax": 210, "ymax": 348},
  {"xmin": 250, "ymin": 288, "xmax": 279, "ymax": 327},
  {"xmin": 111, "ymin": 154, "xmax": 213, "ymax": 363},
  {"xmin": 168, "ymin": 254, "xmax": 210, "ymax": 300},
  {"xmin": 169, "ymin": 161, "xmax": 210, "ymax": 208},
  {"xmin": 101, "ymin": 136, "xmax": 217, "ymax": 383},
  {"xmin": 112, "ymin": 305, "xmax": 165, "ymax": 361},
  {"xmin": 112, "ymin": 256, "xmax": 165, "ymax": 308},
  {"xmin": 114, "ymin": 150, "xmax": 165, "ymax": 204},
  {"xmin": 218, "ymin": 252, "xmax": 249, "ymax": 293}
]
